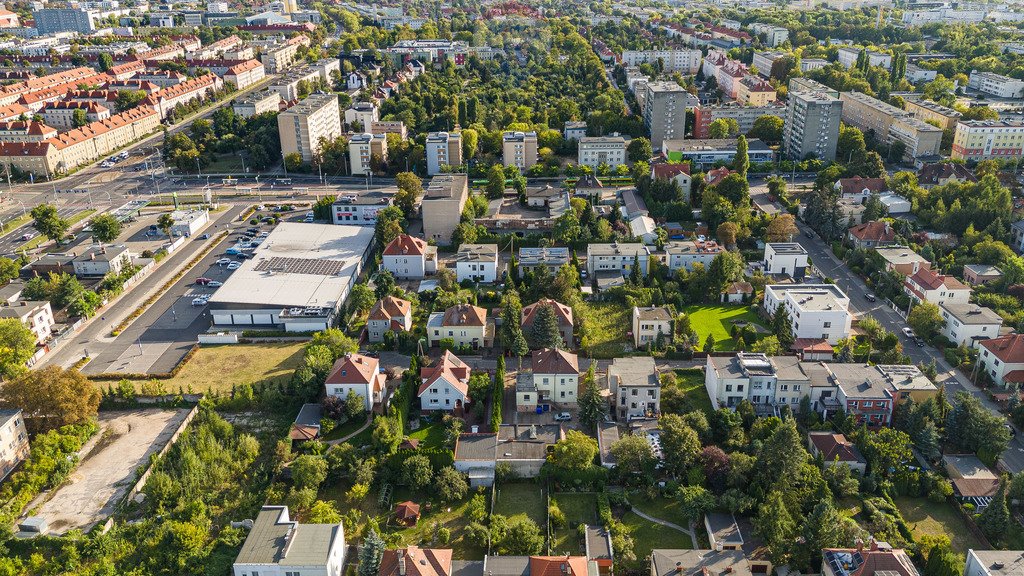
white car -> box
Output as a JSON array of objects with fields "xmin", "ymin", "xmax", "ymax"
[
  {"xmin": 902, "ymin": 327, "xmax": 915, "ymax": 338},
  {"xmin": 191, "ymin": 297, "xmax": 207, "ymax": 306},
  {"xmin": 216, "ymin": 258, "xmax": 231, "ymax": 265},
  {"xmin": 227, "ymin": 262, "xmax": 242, "ymax": 270},
  {"xmin": 553, "ymin": 412, "xmax": 572, "ymax": 422},
  {"xmin": 208, "ymin": 281, "xmax": 223, "ymax": 287}
]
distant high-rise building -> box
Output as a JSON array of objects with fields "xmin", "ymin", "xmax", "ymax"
[
  {"xmin": 33, "ymin": 8, "xmax": 95, "ymax": 34},
  {"xmin": 642, "ymin": 81, "xmax": 697, "ymax": 150},
  {"xmin": 277, "ymin": 94, "xmax": 341, "ymax": 164},
  {"xmin": 784, "ymin": 89, "xmax": 843, "ymax": 161},
  {"xmin": 425, "ymin": 131, "xmax": 463, "ymax": 175}
]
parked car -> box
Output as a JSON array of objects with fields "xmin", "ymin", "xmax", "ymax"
[
  {"xmin": 914, "ymin": 337, "xmax": 925, "ymax": 347},
  {"xmin": 553, "ymin": 412, "xmax": 572, "ymax": 422},
  {"xmin": 191, "ymin": 297, "xmax": 207, "ymax": 306},
  {"xmin": 227, "ymin": 262, "xmax": 242, "ymax": 270},
  {"xmin": 195, "ymin": 277, "xmax": 212, "ymax": 285},
  {"xmin": 216, "ymin": 258, "xmax": 231, "ymax": 265},
  {"xmin": 208, "ymin": 281, "xmax": 223, "ymax": 287},
  {"xmin": 902, "ymin": 327, "xmax": 915, "ymax": 338},
  {"xmin": 20, "ymin": 232, "xmax": 34, "ymax": 241},
  {"xmin": 865, "ymin": 294, "xmax": 876, "ymax": 302},
  {"xmin": 805, "ymin": 230, "xmax": 814, "ymax": 238},
  {"xmin": 199, "ymin": 233, "xmax": 210, "ymax": 239}
]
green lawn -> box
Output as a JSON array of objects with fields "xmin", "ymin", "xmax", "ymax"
[
  {"xmin": 621, "ymin": 510, "xmax": 693, "ymax": 562},
  {"xmin": 321, "ymin": 415, "xmax": 368, "ymax": 441},
  {"xmin": 894, "ymin": 497, "xmax": 983, "ymax": 555},
  {"xmin": 551, "ymin": 493, "xmax": 598, "ymax": 555},
  {"xmin": 408, "ymin": 422, "xmax": 446, "ymax": 450},
  {"xmin": 494, "ymin": 482, "xmax": 546, "ymax": 525},
  {"xmin": 683, "ymin": 304, "xmax": 766, "ymax": 351},
  {"xmin": 668, "ymin": 369, "xmax": 714, "ymax": 416},
  {"xmin": 575, "ymin": 301, "xmax": 630, "ymax": 357},
  {"xmin": 629, "ymin": 493, "xmax": 693, "ymax": 529}
]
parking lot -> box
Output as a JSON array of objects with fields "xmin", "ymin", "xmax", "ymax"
[{"xmin": 32, "ymin": 408, "xmax": 190, "ymax": 534}]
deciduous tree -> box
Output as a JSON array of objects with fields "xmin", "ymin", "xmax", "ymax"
[
  {"xmin": 89, "ymin": 214, "xmax": 123, "ymax": 244},
  {"xmin": 31, "ymin": 203, "xmax": 69, "ymax": 243},
  {"xmin": 0, "ymin": 366, "xmax": 99, "ymax": 432},
  {"xmin": 551, "ymin": 429, "xmax": 599, "ymax": 471},
  {"xmin": 0, "ymin": 318, "xmax": 37, "ymax": 379}
]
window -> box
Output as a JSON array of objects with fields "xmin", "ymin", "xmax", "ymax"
[
  {"xmin": 726, "ymin": 384, "xmax": 733, "ymax": 392},
  {"xmin": 631, "ymin": 389, "xmax": 638, "ymax": 396},
  {"xmin": 823, "ymin": 322, "xmax": 831, "ymax": 328},
  {"xmin": 560, "ymin": 391, "xmax": 566, "ymax": 398}
]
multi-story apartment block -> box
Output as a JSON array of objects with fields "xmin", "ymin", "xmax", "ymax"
[
  {"xmin": 0, "ymin": 300, "xmax": 54, "ymax": 344},
  {"xmin": 952, "ymin": 120, "xmax": 1024, "ymax": 161},
  {"xmin": 0, "ymin": 409, "xmax": 28, "ymax": 482},
  {"xmin": 502, "ymin": 131, "xmax": 538, "ymax": 169},
  {"xmin": 692, "ymin": 103, "xmax": 785, "ymax": 139},
  {"xmin": 905, "ymin": 64, "xmax": 937, "ymax": 84},
  {"xmin": 840, "ymin": 91, "xmax": 941, "ymax": 160},
  {"xmin": 642, "ymin": 81, "xmax": 696, "ymax": 149},
  {"xmin": 764, "ymin": 284, "xmax": 852, "ymax": 344},
  {"xmin": 632, "ymin": 306, "xmax": 673, "ymax": 348},
  {"xmin": 563, "ymin": 121, "xmax": 587, "ymax": 141},
  {"xmin": 661, "ymin": 240, "xmax": 723, "ymax": 272},
  {"xmin": 752, "ymin": 51, "xmax": 787, "ymax": 77},
  {"xmin": 904, "ymin": 267, "xmax": 971, "ymax": 306},
  {"xmin": 40, "ymin": 101, "xmax": 110, "ymax": 129},
  {"xmin": 277, "ymin": 93, "xmax": 341, "ymax": 164},
  {"xmin": 330, "ymin": 192, "xmax": 392, "ymax": 225},
  {"xmin": 260, "ymin": 35, "xmax": 308, "ymax": 72},
  {"xmin": 763, "ymin": 243, "xmax": 808, "ymax": 277},
  {"xmin": 968, "ymin": 70, "xmax": 1024, "ymax": 99},
  {"xmin": 939, "ymin": 303, "xmax": 1002, "ymax": 349},
  {"xmin": 577, "ymin": 135, "xmax": 629, "ymax": 168},
  {"xmin": 343, "ymin": 102, "xmax": 378, "ymax": 130},
  {"xmin": 231, "ymin": 90, "xmax": 281, "ymax": 118},
  {"xmin": 425, "ymin": 131, "xmax": 463, "ymax": 175},
  {"xmin": 837, "ymin": 47, "xmax": 892, "ymax": 69},
  {"xmin": 620, "ymin": 49, "xmax": 702, "ymax": 73},
  {"xmin": 454, "ymin": 244, "xmax": 499, "ymax": 283},
  {"xmin": 224, "ymin": 59, "xmax": 266, "ymax": 90},
  {"xmin": 904, "ymin": 99, "xmax": 962, "ymax": 131},
  {"xmin": 422, "ymin": 174, "xmax": 469, "ymax": 245},
  {"xmin": 0, "ymin": 122, "xmax": 55, "ymax": 143},
  {"xmin": 750, "ymin": 23, "xmax": 789, "ymax": 47},
  {"xmin": 736, "ymin": 76, "xmax": 777, "ymax": 106},
  {"xmin": 586, "ymin": 243, "xmax": 650, "ymax": 277},
  {"xmin": 609, "ymin": 356, "xmax": 660, "ymax": 419},
  {"xmin": 33, "ymin": 8, "xmax": 95, "ymax": 34},
  {"xmin": 348, "ymin": 133, "xmax": 388, "ymax": 176},
  {"xmin": 783, "ymin": 89, "xmax": 843, "ymax": 160}
]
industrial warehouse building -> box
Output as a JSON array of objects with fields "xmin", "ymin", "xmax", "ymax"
[{"xmin": 207, "ymin": 222, "xmax": 373, "ymax": 332}]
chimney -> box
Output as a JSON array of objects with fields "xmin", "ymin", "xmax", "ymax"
[{"xmin": 399, "ymin": 557, "xmax": 407, "ymax": 576}]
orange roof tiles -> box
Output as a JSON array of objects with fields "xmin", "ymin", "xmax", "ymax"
[
  {"xmin": 982, "ymin": 334, "xmax": 1024, "ymax": 365},
  {"xmin": 419, "ymin": 350, "xmax": 470, "ymax": 396},
  {"xmin": 440, "ymin": 303, "xmax": 487, "ymax": 327},
  {"xmin": 325, "ymin": 353, "xmax": 380, "ymax": 385},
  {"xmin": 531, "ymin": 348, "xmax": 579, "ymax": 375},
  {"xmin": 379, "ymin": 547, "xmax": 451, "ymax": 576},
  {"xmin": 368, "ymin": 296, "xmax": 411, "ymax": 321},
  {"xmin": 383, "ymin": 234, "xmax": 429, "ymax": 256},
  {"xmin": 522, "ymin": 298, "xmax": 573, "ymax": 329}
]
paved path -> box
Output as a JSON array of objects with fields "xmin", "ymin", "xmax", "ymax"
[
  {"xmin": 629, "ymin": 506, "xmax": 699, "ymax": 548},
  {"xmin": 326, "ymin": 413, "xmax": 372, "ymax": 446}
]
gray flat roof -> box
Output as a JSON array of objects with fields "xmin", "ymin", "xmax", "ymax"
[
  {"xmin": 454, "ymin": 433, "xmax": 497, "ymax": 461},
  {"xmin": 455, "ymin": 244, "xmax": 498, "ymax": 262},
  {"xmin": 234, "ymin": 506, "xmax": 341, "ymax": 566},
  {"xmin": 208, "ymin": 223, "xmax": 372, "ymax": 309},
  {"xmin": 940, "ymin": 303, "xmax": 1002, "ymax": 325},
  {"xmin": 767, "ymin": 242, "xmax": 807, "ymax": 255},
  {"xmin": 705, "ymin": 512, "xmax": 743, "ymax": 545},
  {"xmin": 651, "ymin": 550, "xmax": 751, "ymax": 576},
  {"xmin": 967, "ymin": 550, "xmax": 1024, "ymax": 576},
  {"xmin": 609, "ymin": 356, "xmax": 658, "ymax": 388}
]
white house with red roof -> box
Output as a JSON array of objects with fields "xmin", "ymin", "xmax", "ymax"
[
  {"xmin": 835, "ymin": 176, "xmax": 887, "ymax": 201},
  {"xmin": 903, "ymin": 267, "xmax": 970, "ymax": 306},
  {"xmin": 366, "ymin": 295, "xmax": 412, "ymax": 342},
  {"xmin": 650, "ymin": 162, "xmax": 692, "ymax": 202},
  {"xmin": 418, "ymin": 351, "xmax": 471, "ymax": 411},
  {"xmin": 807, "ymin": 431, "xmax": 867, "ymax": 474},
  {"xmin": 427, "ymin": 303, "xmax": 493, "ymax": 349},
  {"xmin": 978, "ymin": 334, "xmax": 1024, "ymax": 388},
  {"xmin": 325, "ymin": 353, "xmax": 386, "ymax": 411},
  {"xmin": 381, "ymin": 234, "xmax": 437, "ymax": 279},
  {"xmin": 531, "ymin": 348, "xmax": 580, "ymax": 404}
]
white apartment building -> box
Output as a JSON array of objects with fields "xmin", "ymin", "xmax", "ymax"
[
  {"xmin": 577, "ymin": 135, "xmax": 629, "ymax": 168},
  {"xmin": 531, "ymin": 348, "xmax": 580, "ymax": 405},
  {"xmin": 502, "ymin": 131, "xmax": 538, "ymax": 169},
  {"xmin": 978, "ymin": 334, "xmax": 1024, "ymax": 388},
  {"xmin": 750, "ymin": 23, "xmax": 789, "ymax": 47},
  {"xmin": 904, "ymin": 267, "xmax": 971, "ymax": 306},
  {"xmin": 632, "ymin": 306, "xmax": 673, "ymax": 348},
  {"xmin": 705, "ymin": 353, "xmax": 807, "ymax": 409},
  {"xmin": 586, "ymin": 243, "xmax": 650, "ymax": 276},
  {"xmin": 837, "ymin": 47, "xmax": 892, "ymax": 69},
  {"xmin": 344, "ymin": 102, "xmax": 379, "ymax": 130},
  {"xmin": 425, "ymin": 131, "xmax": 463, "ymax": 175},
  {"xmin": 608, "ymin": 356, "xmax": 660, "ymax": 419},
  {"xmin": 453, "ymin": 244, "xmax": 499, "ymax": 283},
  {"xmin": 763, "ymin": 243, "xmax": 808, "ymax": 278},
  {"xmin": 232, "ymin": 506, "xmax": 345, "ymax": 576},
  {"xmin": 964, "ymin": 550, "xmax": 1024, "ymax": 576},
  {"xmin": 620, "ymin": 49, "xmax": 702, "ymax": 73},
  {"xmin": 764, "ymin": 284, "xmax": 853, "ymax": 345},
  {"xmin": 348, "ymin": 133, "xmax": 388, "ymax": 176},
  {"xmin": 661, "ymin": 240, "xmax": 723, "ymax": 272},
  {"xmin": 0, "ymin": 300, "xmax": 53, "ymax": 344},
  {"xmin": 231, "ymin": 90, "xmax": 281, "ymax": 118},
  {"xmin": 277, "ymin": 93, "xmax": 341, "ymax": 164},
  {"xmin": 968, "ymin": 71, "xmax": 1024, "ymax": 99},
  {"xmin": 0, "ymin": 409, "xmax": 28, "ymax": 482},
  {"xmin": 939, "ymin": 303, "xmax": 1002, "ymax": 349}
]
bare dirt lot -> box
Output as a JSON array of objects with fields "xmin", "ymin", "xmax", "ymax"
[{"xmin": 33, "ymin": 408, "xmax": 190, "ymax": 534}]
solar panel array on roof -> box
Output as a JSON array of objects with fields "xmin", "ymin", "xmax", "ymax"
[{"xmin": 255, "ymin": 257, "xmax": 347, "ymax": 276}]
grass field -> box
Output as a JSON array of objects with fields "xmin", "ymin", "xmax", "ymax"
[
  {"xmin": 683, "ymin": 304, "xmax": 766, "ymax": 351},
  {"xmin": 669, "ymin": 369, "xmax": 714, "ymax": 416},
  {"xmin": 494, "ymin": 482, "xmax": 546, "ymax": 525},
  {"xmin": 629, "ymin": 493, "xmax": 693, "ymax": 529},
  {"xmin": 894, "ymin": 497, "xmax": 983, "ymax": 554},
  {"xmin": 123, "ymin": 342, "xmax": 306, "ymax": 394},
  {"xmin": 621, "ymin": 510, "xmax": 693, "ymax": 561},
  {"xmin": 551, "ymin": 493, "xmax": 598, "ymax": 554},
  {"xmin": 575, "ymin": 301, "xmax": 631, "ymax": 357},
  {"xmin": 408, "ymin": 422, "xmax": 446, "ymax": 450}
]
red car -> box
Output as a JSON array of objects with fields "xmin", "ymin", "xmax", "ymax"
[{"xmin": 195, "ymin": 277, "xmax": 212, "ymax": 285}]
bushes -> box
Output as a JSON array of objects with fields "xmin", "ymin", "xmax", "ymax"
[{"xmin": 491, "ymin": 356, "xmax": 505, "ymax": 431}]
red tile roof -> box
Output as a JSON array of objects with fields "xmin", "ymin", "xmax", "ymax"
[
  {"xmin": 651, "ymin": 162, "xmax": 691, "ymax": 180},
  {"xmin": 419, "ymin": 350, "xmax": 470, "ymax": 396},
  {"xmin": 227, "ymin": 59, "xmax": 264, "ymax": 75},
  {"xmin": 521, "ymin": 298, "xmax": 573, "ymax": 330},
  {"xmin": 838, "ymin": 176, "xmax": 887, "ymax": 196},
  {"xmin": 440, "ymin": 303, "xmax": 487, "ymax": 327},
  {"xmin": 906, "ymin": 267, "xmax": 968, "ymax": 292},
  {"xmin": 981, "ymin": 334, "xmax": 1024, "ymax": 365},
  {"xmin": 918, "ymin": 162, "xmax": 977, "ymax": 186},
  {"xmin": 823, "ymin": 542, "xmax": 918, "ymax": 576},
  {"xmin": 394, "ymin": 501, "xmax": 421, "ymax": 521},
  {"xmin": 325, "ymin": 353, "xmax": 380, "ymax": 385},
  {"xmin": 383, "ymin": 234, "xmax": 428, "ymax": 256},
  {"xmin": 379, "ymin": 547, "xmax": 452, "ymax": 576},
  {"xmin": 531, "ymin": 348, "xmax": 579, "ymax": 375},
  {"xmin": 848, "ymin": 221, "xmax": 895, "ymax": 243},
  {"xmin": 529, "ymin": 556, "xmax": 589, "ymax": 576},
  {"xmin": 705, "ymin": 166, "xmax": 733, "ymax": 187},
  {"xmin": 368, "ymin": 296, "xmax": 411, "ymax": 321},
  {"xmin": 809, "ymin": 432, "xmax": 865, "ymax": 463}
]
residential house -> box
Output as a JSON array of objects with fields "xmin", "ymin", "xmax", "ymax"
[
  {"xmin": 453, "ymin": 244, "xmax": 499, "ymax": 283},
  {"xmin": 650, "ymin": 550, "xmax": 752, "ymax": 576},
  {"xmin": 763, "ymin": 243, "xmax": 808, "ymax": 278},
  {"xmin": 813, "ymin": 363, "xmax": 917, "ymax": 426},
  {"xmin": 521, "ymin": 299, "xmax": 574, "ymax": 348},
  {"xmin": 848, "ymin": 221, "xmax": 896, "ymax": 249},
  {"xmin": 807, "ymin": 431, "xmax": 867, "ymax": 473},
  {"xmin": 289, "ymin": 403, "xmax": 323, "ymax": 442},
  {"xmin": 705, "ymin": 166, "xmax": 734, "ymax": 187},
  {"xmin": 0, "ymin": 409, "xmax": 28, "ymax": 482},
  {"xmin": 324, "ymin": 353, "xmax": 386, "ymax": 411},
  {"xmin": 651, "ymin": 162, "xmax": 692, "ymax": 203},
  {"xmin": 875, "ymin": 246, "xmax": 930, "ymax": 276},
  {"xmin": 483, "ymin": 555, "xmax": 592, "ymax": 576},
  {"xmin": 938, "ymin": 303, "xmax": 1002, "ymax": 350},
  {"xmin": 704, "ymin": 353, "xmax": 808, "ymax": 410},
  {"xmin": 518, "ymin": 247, "xmax": 569, "ymax": 275},
  {"xmin": 427, "ymin": 303, "xmax": 494, "ymax": 349},
  {"xmin": 418, "ymin": 350, "xmax": 471, "ymax": 412},
  {"xmin": 964, "ymin": 550, "xmax": 1024, "ymax": 576},
  {"xmin": 964, "ymin": 264, "xmax": 1002, "ymax": 286},
  {"xmin": 72, "ymin": 245, "xmax": 130, "ymax": 277},
  {"xmin": 525, "ymin": 184, "xmax": 563, "ymax": 208},
  {"xmin": 531, "ymin": 348, "xmax": 580, "ymax": 405},
  {"xmin": 835, "ymin": 177, "xmax": 887, "ymax": 202},
  {"xmin": 661, "ymin": 240, "xmax": 723, "ymax": 272},
  {"xmin": 904, "ymin": 267, "xmax": 970, "ymax": 305},
  {"xmin": 978, "ymin": 334, "xmax": 1024, "ymax": 388},
  {"xmin": 231, "ymin": 505, "xmax": 345, "ymax": 576},
  {"xmin": 702, "ymin": 513, "xmax": 772, "ymax": 575},
  {"xmin": 944, "ymin": 454, "xmax": 1000, "ymax": 509},
  {"xmin": 366, "ymin": 296, "xmax": 412, "ymax": 343},
  {"xmin": 608, "ymin": 356, "xmax": 660, "ymax": 420},
  {"xmin": 629, "ymin": 215, "xmax": 658, "ymax": 245},
  {"xmin": 632, "ymin": 306, "xmax": 673, "ymax": 348},
  {"xmin": 379, "ymin": 547, "xmax": 452, "ymax": 576},
  {"xmin": 0, "ymin": 301, "xmax": 54, "ymax": 344},
  {"xmin": 918, "ymin": 162, "xmax": 977, "ymax": 188},
  {"xmin": 586, "ymin": 243, "xmax": 650, "ymax": 277},
  {"xmin": 454, "ymin": 425, "xmax": 563, "ymax": 486},
  {"xmin": 821, "ymin": 542, "xmax": 919, "ymax": 576},
  {"xmin": 381, "ymin": 234, "xmax": 437, "ymax": 279},
  {"xmin": 764, "ymin": 284, "xmax": 852, "ymax": 345},
  {"xmin": 721, "ymin": 281, "xmax": 753, "ymax": 304}
]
